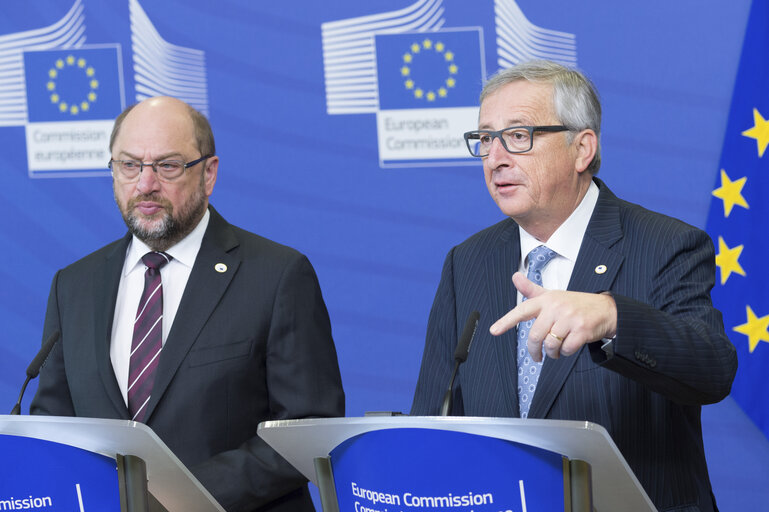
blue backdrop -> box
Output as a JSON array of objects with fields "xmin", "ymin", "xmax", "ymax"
[{"xmin": 1, "ymin": 1, "xmax": 767, "ymax": 509}]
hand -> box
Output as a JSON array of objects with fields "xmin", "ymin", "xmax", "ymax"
[{"xmin": 489, "ymin": 272, "xmax": 617, "ymax": 362}]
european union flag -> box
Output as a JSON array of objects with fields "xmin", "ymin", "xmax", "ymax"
[
  {"xmin": 23, "ymin": 46, "xmax": 123, "ymax": 122},
  {"xmin": 706, "ymin": 0, "xmax": 769, "ymax": 440},
  {"xmin": 375, "ymin": 29, "xmax": 483, "ymax": 110}
]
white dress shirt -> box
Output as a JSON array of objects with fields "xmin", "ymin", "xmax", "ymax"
[
  {"xmin": 517, "ymin": 181, "xmax": 599, "ymax": 302},
  {"xmin": 110, "ymin": 209, "xmax": 210, "ymax": 404}
]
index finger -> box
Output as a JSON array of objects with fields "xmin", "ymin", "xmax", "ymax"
[{"xmin": 489, "ymin": 297, "xmax": 543, "ymax": 336}]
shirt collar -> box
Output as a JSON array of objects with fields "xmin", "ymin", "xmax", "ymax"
[
  {"xmin": 519, "ymin": 180, "xmax": 599, "ymax": 264},
  {"xmin": 124, "ymin": 208, "xmax": 210, "ymax": 276}
]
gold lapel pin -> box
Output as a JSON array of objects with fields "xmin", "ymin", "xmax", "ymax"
[
  {"xmin": 594, "ymin": 264, "xmax": 607, "ymax": 274},
  {"xmin": 215, "ymin": 263, "xmax": 227, "ymax": 273}
]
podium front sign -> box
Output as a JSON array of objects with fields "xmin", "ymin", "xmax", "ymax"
[
  {"xmin": 0, "ymin": 435, "xmax": 121, "ymax": 511},
  {"xmin": 330, "ymin": 428, "xmax": 565, "ymax": 512}
]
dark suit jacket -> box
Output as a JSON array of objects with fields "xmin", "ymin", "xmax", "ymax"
[
  {"xmin": 411, "ymin": 179, "xmax": 737, "ymax": 512},
  {"xmin": 31, "ymin": 206, "xmax": 345, "ymax": 512}
]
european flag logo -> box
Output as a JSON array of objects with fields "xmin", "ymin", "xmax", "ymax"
[
  {"xmin": 23, "ymin": 47, "xmax": 123, "ymax": 122},
  {"xmin": 375, "ymin": 29, "xmax": 483, "ymax": 110},
  {"xmin": 705, "ymin": 0, "xmax": 769, "ymax": 440}
]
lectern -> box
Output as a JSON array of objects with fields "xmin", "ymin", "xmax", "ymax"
[
  {"xmin": 0, "ymin": 416, "xmax": 223, "ymax": 512},
  {"xmin": 258, "ymin": 416, "xmax": 656, "ymax": 512}
]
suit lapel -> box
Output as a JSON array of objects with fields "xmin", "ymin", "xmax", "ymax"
[
  {"xmin": 143, "ymin": 208, "xmax": 240, "ymax": 421},
  {"xmin": 95, "ymin": 235, "xmax": 132, "ymax": 419},
  {"xmin": 486, "ymin": 220, "xmax": 521, "ymax": 417},
  {"xmin": 529, "ymin": 180, "xmax": 625, "ymax": 418}
]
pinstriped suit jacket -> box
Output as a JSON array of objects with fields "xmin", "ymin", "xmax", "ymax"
[{"xmin": 411, "ymin": 178, "xmax": 737, "ymax": 512}]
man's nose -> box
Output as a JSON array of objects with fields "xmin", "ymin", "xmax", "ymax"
[
  {"xmin": 485, "ymin": 136, "xmax": 512, "ymax": 167},
  {"xmin": 135, "ymin": 163, "xmax": 161, "ymax": 193}
]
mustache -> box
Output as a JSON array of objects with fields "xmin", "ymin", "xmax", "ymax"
[{"xmin": 127, "ymin": 194, "xmax": 172, "ymax": 208}]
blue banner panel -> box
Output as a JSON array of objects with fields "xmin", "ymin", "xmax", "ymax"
[
  {"xmin": 330, "ymin": 428, "xmax": 564, "ymax": 512},
  {"xmin": 24, "ymin": 47, "xmax": 123, "ymax": 122},
  {"xmin": 376, "ymin": 29, "xmax": 483, "ymax": 110},
  {"xmin": 0, "ymin": 435, "xmax": 121, "ymax": 511}
]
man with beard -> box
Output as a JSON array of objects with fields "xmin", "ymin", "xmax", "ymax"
[{"xmin": 30, "ymin": 96, "xmax": 345, "ymax": 512}]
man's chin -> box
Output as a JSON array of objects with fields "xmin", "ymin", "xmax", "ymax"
[{"xmin": 126, "ymin": 214, "xmax": 171, "ymax": 240}]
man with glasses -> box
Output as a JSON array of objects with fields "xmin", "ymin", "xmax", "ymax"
[
  {"xmin": 31, "ymin": 96, "xmax": 344, "ymax": 511},
  {"xmin": 412, "ymin": 61, "xmax": 736, "ymax": 511}
]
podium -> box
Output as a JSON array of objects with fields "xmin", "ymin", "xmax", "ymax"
[
  {"xmin": 258, "ymin": 416, "xmax": 656, "ymax": 512},
  {"xmin": 0, "ymin": 415, "xmax": 224, "ymax": 512}
]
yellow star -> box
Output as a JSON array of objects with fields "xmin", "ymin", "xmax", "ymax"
[
  {"xmin": 59, "ymin": 102, "xmax": 67, "ymax": 112},
  {"xmin": 46, "ymin": 81, "xmax": 55, "ymax": 91},
  {"xmin": 414, "ymin": 88, "xmax": 424, "ymax": 99},
  {"xmin": 438, "ymin": 87, "xmax": 447, "ymax": 97},
  {"xmin": 66, "ymin": 55, "xmax": 75, "ymax": 65},
  {"xmin": 88, "ymin": 92, "xmax": 97, "ymax": 102},
  {"xmin": 90, "ymin": 79, "xmax": 99, "ymax": 89},
  {"xmin": 444, "ymin": 51, "xmax": 454, "ymax": 61},
  {"xmin": 446, "ymin": 77, "xmax": 456, "ymax": 88},
  {"xmin": 435, "ymin": 42, "xmax": 445, "ymax": 52},
  {"xmin": 55, "ymin": 59, "xmax": 64, "ymax": 69},
  {"xmin": 400, "ymin": 66, "xmax": 410, "ymax": 77},
  {"xmin": 422, "ymin": 39, "xmax": 432, "ymax": 49},
  {"xmin": 403, "ymin": 53, "xmax": 412, "ymax": 63},
  {"xmin": 715, "ymin": 236, "xmax": 745, "ymax": 285},
  {"xmin": 48, "ymin": 69, "xmax": 57, "ymax": 79},
  {"xmin": 86, "ymin": 67, "xmax": 95, "ymax": 77},
  {"xmin": 404, "ymin": 79, "xmax": 414, "ymax": 89},
  {"xmin": 81, "ymin": 101, "xmax": 89, "ymax": 111},
  {"xmin": 50, "ymin": 93, "xmax": 59, "ymax": 103},
  {"xmin": 410, "ymin": 43, "xmax": 420, "ymax": 53},
  {"xmin": 70, "ymin": 105, "xmax": 79, "ymax": 115},
  {"xmin": 426, "ymin": 91, "xmax": 436, "ymax": 101},
  {"xmin": 448, "ymin": 63, "xmax": 458, "ymax": 74},
  {"xmin": 711, "ymin": 169, "xmax": 748, "ymax": 217},
  {"xmin": 742, "ymin": 108, "xmax": 769, "ymax": 157},
  {"xmin": 734, "ymin": 305, "xmax": 769, "ymax": 353},
  {"xmin": 77, "ymin": 58, "xmax": 86, "ymax": 68}
]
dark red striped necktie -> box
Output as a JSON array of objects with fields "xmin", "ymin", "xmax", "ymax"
[{"xmin": 128, "ymin": 251, "xmax": 171, "ymax": 422}]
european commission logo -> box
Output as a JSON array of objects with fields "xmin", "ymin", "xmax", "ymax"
[
  {"xmin": 0, "ymin": 0, "xmax": 209, "ymax": 178},
  {"xmin": 23, "ymin": 47, "xmax": 124, "ymax": 176},
  {"xmin": 321, "ymin": 0, "xmax": 577, "ymax": 168},
  {"xmin": 374, "ymin": 29, "xmax": 484, "ymax": 167}
]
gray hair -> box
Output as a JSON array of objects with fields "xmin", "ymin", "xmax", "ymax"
[{"xmin": 480, "ymin": 60, "xmax": 602, "ymax": 174}]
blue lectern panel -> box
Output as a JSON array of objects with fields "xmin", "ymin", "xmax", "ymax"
[
  {"xmin": 330, "ymin": 428, "xmax": 564, "ymax": 512},
  {"xmin": 0, "ymin": 435, "xmax": 121, "ymax": 511}
]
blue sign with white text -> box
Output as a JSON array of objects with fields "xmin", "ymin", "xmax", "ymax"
[
  {"xmin": 330, "ymin": 428, "xmax": 564, "ymax": 512},
  {"xmin": 0, "ymin": 435, "xmax": 121, "ymax": 511}
]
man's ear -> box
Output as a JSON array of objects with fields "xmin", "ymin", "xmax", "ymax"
[
  {"xmin": 573, "ymin": 129, "xmax": 598, "ymax": 174},
  {"xmin": 203, "ymin": 156, "xmax": 219, "ymax": 197}
]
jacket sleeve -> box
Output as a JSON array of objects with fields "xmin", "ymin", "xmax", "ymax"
[{"xmin": 589, "ymin": 226, "xmax": 737, "ymax": 405}]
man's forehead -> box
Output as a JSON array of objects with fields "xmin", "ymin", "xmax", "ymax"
[{"xmin": 479, "ymin": 80, "xmax": 555, "ymax": 126}]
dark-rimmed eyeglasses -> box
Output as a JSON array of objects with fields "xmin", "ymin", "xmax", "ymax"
[
  {"xmin": 108, "ymin": 155, "xmax": 213, "ymax": 182},
  {"xmin": 463, "ymin": 125, "xmax": 569, "ymax": 157}
]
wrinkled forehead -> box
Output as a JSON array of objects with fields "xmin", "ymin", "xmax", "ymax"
[{"xmin": 478, "ymin": 80, "xmax": 556, "ymax": 128}]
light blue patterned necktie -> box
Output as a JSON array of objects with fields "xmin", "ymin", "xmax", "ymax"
[{"xmin": 517, "ymin": 245, "xmax": 557, "ymax": 418}]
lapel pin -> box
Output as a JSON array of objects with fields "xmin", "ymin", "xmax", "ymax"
[
  {"xmin": 215, "ymin": 263, "xmax": 227, "ymax": 273},
  {"xmin": 594, "ymin": 264, "xmax": 607, "ymax": 274}
]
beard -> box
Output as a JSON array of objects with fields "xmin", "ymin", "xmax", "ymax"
[{"xmin": 116, "ymin": 177, "xmax": 208, "ymax": 251}]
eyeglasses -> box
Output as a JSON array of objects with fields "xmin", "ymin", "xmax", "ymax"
[
  {"xmin": 108, "ymin": 155, "xmax": 213, "ymax": 182},
  {"xmin": 463, "ymin": 125, "xmax": 569, "ymax": 157}
]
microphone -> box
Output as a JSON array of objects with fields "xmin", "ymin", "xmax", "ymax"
[
  {"xmin": 10, "ymin": 330, "xmax": 60, "ymax": 415},
  {"xmin": 439, "ymin": 311, "xmax": 480, "ymax": 416}
]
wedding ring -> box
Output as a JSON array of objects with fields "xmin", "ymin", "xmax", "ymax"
[{"xmin": 548, "ymin": 331, "xmax": 564, "ymax": 342}]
